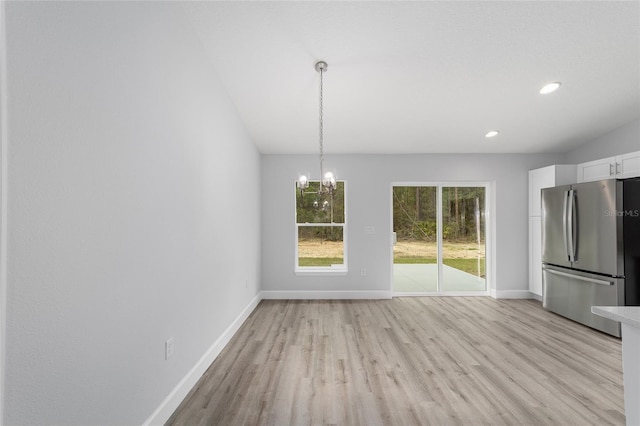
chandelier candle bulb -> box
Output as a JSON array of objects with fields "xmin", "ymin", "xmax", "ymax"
[
  {"xmin": 297, "ymin": 174, "xmax": 309, "ymax": 190},
  {"xmin": 323, "ymin": 171, "xmax": 337, "ymax": 191}
]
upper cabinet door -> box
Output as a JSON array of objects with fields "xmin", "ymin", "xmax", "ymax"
[
  {"xmin": 577, "ymin": 151, "xmax": 640, "ymax": 182},
  {"xmin": 577, "ymin": 157, "xmax": 616, "ymax": 183},
  {"xmin": 620, "ymin": 151, "xmax": 640, "ymax": 179}
]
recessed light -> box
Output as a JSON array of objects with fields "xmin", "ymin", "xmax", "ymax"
[
  {"xmin": 485, "ymin": 130, "xmax": 499, "ymax": 138},
  {"xmin": 540, "ymin": 82, "xmax": 561, "ymax": 95}
]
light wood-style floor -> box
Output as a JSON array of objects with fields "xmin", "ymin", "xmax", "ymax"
[{"xmin": 166, "ymin": 297, "xmax": 624, "ymax": 425}]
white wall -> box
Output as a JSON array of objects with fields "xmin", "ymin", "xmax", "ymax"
[
  {"xmin": 3, "ymin": 2, "xmax": 260, "ymax": 425},
  {"xmin": 565, "ymin": 118, "xmax": 640, "ymax": 164},
  {"xmin": 262, "ymin": 153, "xmax": 562, "ymax": 297}
]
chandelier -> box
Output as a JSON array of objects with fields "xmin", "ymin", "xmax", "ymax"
[{"xmin": 297, "ymin": 61, "xmax": 336, "ymax": 197}]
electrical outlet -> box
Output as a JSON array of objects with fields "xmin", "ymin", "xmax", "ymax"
[
  {"xmin": 165, "ymin": 337, "xmax": 174, "ymax": 360},
  {"xmin": 361, "ymin": 268, "xmax": 367, "ymax": 276},
  {"xmin": 365, "ymin": 226, "xmax": 376, "ymax": 235}
]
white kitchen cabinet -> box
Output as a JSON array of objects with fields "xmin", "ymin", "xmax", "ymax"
[
  {"xmin": 529, "ymin": 217, "xmax": 542, "ymax": 297},
  {"xmin": 620, "ymin": 151, "xmax": 640, "ymax": 179},
  {"xmin": 577, "ymin": 156, "xmax": 616, "ymax": 182},
  {"xmin": 528, "ymin": 165, "xmax": 576, "ymax": 299},
  {"xmin": 577, "ymin": 150, "xmax": 640, "ymax": 182},
  {"xmin": 528, "ymin": 165, "xmax": 576, "ymax": 216},
  {"xmin": 592, "ymin": 307, "xmax": 640, "ymax": 426}
]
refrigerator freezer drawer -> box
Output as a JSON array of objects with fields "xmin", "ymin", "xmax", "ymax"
[{"xmin": 542, "ymin": 265, "xmax": 624, "ymax": 337}]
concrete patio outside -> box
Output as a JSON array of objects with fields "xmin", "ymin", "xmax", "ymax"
[{"xmin": 393, "ymin": 263, "xmax": 486, "ymax": 293}]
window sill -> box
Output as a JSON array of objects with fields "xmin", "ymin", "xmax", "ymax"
[{"xmin": 295, "ymin": 268, "xmax": 348, "ymax": 276}]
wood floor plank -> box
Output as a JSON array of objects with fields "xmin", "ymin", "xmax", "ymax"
[{"xmin": 166, "ymin": 298, "xmax": 624, "ymax": 426}]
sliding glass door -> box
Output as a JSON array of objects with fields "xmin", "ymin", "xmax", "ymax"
[
  {"xmin": 392, "ymin": 186, "xmax": 439, "ymax": 292},
  {"xmin": 441, "ymin": 186, "xmax": 486, "ymax": 292},
  {"xmin": 393, "ymin": 184, "xmax": 488, "ymax": 294}
]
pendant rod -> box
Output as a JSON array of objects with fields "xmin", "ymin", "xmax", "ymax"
[{"xmin": 315, "ymin": 61, "xmax": 327, "ymax": 193}]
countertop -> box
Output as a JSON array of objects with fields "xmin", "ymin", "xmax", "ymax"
[{"xmin": 592, "ymin": 306, "xmax": 640, "ymax": 329}]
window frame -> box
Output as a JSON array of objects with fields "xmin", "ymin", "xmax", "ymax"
[{"xmin": 294, "ymin": 180, "xmax": 348, "ymax": 275}]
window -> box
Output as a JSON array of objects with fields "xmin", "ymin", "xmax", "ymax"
[{"xmin": 295, "ymin": 181, "xmax": 346, "ymax": 274}]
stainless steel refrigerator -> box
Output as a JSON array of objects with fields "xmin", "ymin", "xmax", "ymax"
[{"xmin": 541, "ymin": 178, "xmax": 640, "ymax": 337}]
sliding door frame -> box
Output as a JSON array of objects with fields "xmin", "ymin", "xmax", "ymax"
[{"xmin": 390, "ymin": 181, "xmax": 494, "ymax": 297}]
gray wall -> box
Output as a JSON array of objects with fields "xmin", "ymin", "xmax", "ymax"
[
  {"xmin": 3, "ymin": 2, "xmax": 261, "ymax": 425},
  {"xmin": 565, "ymin": 118, "xmax": 640, "ymax": 164},
  {"xmin": 262, "ymin": 153, "xmax": 562, "ymax": 296}
]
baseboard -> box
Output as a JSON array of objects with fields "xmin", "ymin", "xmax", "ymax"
[
  {"xmin": 492, "ymin": 289, "xmax": 534, "ymax": 299},
  {"xmin": 143, "ymin": 293, "xmax": 262, "ymax": 426},
  {"xmin": 260, "ymin": 290, "xmax": 392, "ymax": 300}
]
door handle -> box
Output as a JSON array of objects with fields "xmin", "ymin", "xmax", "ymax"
[
  {"xmin": 570, "ymin": 189, "xmax": 577, "ymax": 262},
  {"xmin": 616, "ymin": 162, "xmax": 621, "ymax": 176},
  {"xmin": 610, "ymin": 163, "xmax": 614, "ymax": 176},
  {"xmin": 545, "ymin": 268, "xmax": 612, "ymax": 286},
  {"xmin": 567, "ymin": 190, "xmax": 575, "ymax": 262},
  {"xmin": 562, "ymin": 190, "xmax": 569, "ymax": 261}
]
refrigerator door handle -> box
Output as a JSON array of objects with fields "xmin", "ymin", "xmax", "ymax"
[
  {"xmin": 567, "ymin": 189, "xmax": 576, "ymax": 262},
  {"xmin": 570, "ymin": 189, "xmax": 577, "ymax": 262},
  {"xmin": 545, "ymin": 268, "xmax": 613, "ymax": 286},
  {"xmin": 562, "ymin": 190, "xmax": 570, "ymax": 261}
]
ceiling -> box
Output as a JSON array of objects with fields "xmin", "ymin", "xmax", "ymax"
[{"xmin": 183, "ymin": 1, "xmax": 640, "ymax": 155}]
